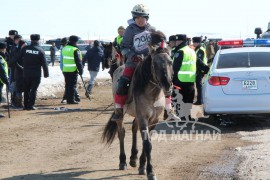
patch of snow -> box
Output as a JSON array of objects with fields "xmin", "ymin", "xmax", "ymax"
[{"xmin": 37, "ymin": 65, "xmax": 111, "ymax": 97}]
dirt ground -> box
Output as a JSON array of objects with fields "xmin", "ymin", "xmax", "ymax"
[{"xmin": 0, "ymin": 79, "xmax": 269, "ymax": 180}]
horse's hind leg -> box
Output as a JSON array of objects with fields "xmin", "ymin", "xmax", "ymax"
[
  {"xmin": 117, "ymin": 120, "xmax": 127, "ymax": 170},
  {"xmin": 130, "ymin": 118, "xmax": 138, "ymax": 167}
]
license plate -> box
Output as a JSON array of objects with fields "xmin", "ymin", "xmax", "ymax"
[{"xmin": 242, "ymin": 80, "xmax": 257, "ymax": 90}]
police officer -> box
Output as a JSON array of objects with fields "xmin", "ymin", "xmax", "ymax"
[
  {"xmin": 113, "ymin": 26, "xmax": 125, "ymax": 53},
  {"xmin": 5, "ymin": 30, "xmax": 18, "ymax": 60},
  {"xmin": 18, "ymin": 34, "xmax": 49, "ymax": 110},
  {"xmin": 60, "ymin": 37, "xmax": 80, "ymax": 104},
  {"xmin": 61, "ymin": 35, "xmax": 83, "ymax": 104},
  {"xmin": 172, "ymin": 34, "xmax": 196, "ymax": 120},
  {"xmin": 192, "ymin": 37, "xmax": 209, "ymax": 105},
  {"xmin": 0, "ymin": 42, "xmax": 9, "ymax": 117},
  {"xmin": 9, "ymin": 34, "xmax": 22, "ymax": 107},
  {"xmin": 167, "ymin": 35, "xmax": 176, "ymax": 57},
  {"xmin": 9, "ymin": 40, "xmax": 27, "ymax": 108}
]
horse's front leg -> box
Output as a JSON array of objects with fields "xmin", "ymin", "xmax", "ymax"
[
  {"xmin": 116, "ymin": 120, "xmax": 127, "ymax": 170},
  {"xmin": 139, "ymin": 125, "xmax": 156, "ymax": 180},
  {"xmin": 138, "ymin": 121, "xmax": 157, "ymax": 174},
  {"xmin": 130, "ymin": 118, "xmax": 138, "ymax": 167}
]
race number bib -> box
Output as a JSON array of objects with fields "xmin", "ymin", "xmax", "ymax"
[{"xmin": 133, "ymin": 31, "xmax": 151, "ymax": 52}]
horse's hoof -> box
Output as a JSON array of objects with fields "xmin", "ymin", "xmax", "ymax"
[
  {"xmin": 147, "ymin": 173, "xmax": 157, "ymax": 180},
  {"xmin": 138, "ymin": 166, "xmax": 146, "ymax": 175},
  {"xmin": 119, "ymin": 163, "xmax": 127, "ymax": 170},
  {"xmin": 129, "ymin": 159, "xmax": 137, "ymax": 167}
]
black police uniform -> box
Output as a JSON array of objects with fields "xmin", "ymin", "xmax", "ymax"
[
  {"xmin": 8, "ymin": 40, "xmax": 26, "ymax": 107},
  {"xmin": 18, "ymin": 36, "xmax": 49, "ymax": 110},
  {"xmin": 194, "ymin": 46, "xmax": 209, "ymax": 104}
]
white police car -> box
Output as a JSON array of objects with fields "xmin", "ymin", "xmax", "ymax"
[{"xmin": 203, "ymin": 39, "xmax": 270, "ymax": 115}]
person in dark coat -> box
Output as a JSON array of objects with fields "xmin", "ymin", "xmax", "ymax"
[
  {"xmin": 82, "ymin": 40, "xmax": 104, "ymax": 95},
  {"xmin": 5, "ymin": 30, "xmax": 18, "ymax": 62},
  {"xmin": 8, "ymin": 34, "xmax": 22, "ymax": 107},
  {"xmin": 192, "ymin": 37, "xmax": 209, "ymax": 105},
  {"xmin": 9, "ymin": 40, "xmax": 27, "ymax": 108},
  {"xmin": 17, "ymin": 34, "xmax": 49, "ymax": 110},
  {"xmin": 5, "ymin": 30, "xmax": 18, "ymax": 93},
  {"xmin": 0, "ymin": 42, "xmax": 9, "ymax": 117},
  {"xmin": 50, "ymin": 43, "xmax": 58, "ymax": 66}
]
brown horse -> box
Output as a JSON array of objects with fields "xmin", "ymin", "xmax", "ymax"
[
  {"xmin": 102, "ymin": 36, "xmax": 174, "ymax": 180},
  {"xmin": 102, "ymin": 42, "xmax": 125, "ymax": 79}
]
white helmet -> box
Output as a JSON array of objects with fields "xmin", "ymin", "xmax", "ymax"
[{"xmin": 131, "ymin": 4, "xmax": 149, "ymax": 18}]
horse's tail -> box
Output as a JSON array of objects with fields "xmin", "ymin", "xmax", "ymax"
[{"xmin": 102, "ymin": 114, "xmax": 118, "ymax": 145}]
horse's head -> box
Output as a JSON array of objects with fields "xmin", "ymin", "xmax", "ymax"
[
  {"xmin": 149, "ymin": 31, "xmax": 174, "ymax": 96},
  {"xmin": 150, "ymin": 48, "xmax": 174, "ymax": 96},
  {"xmin": 102, "ymin": 42, "xmax": 113, "ymax": 69}
]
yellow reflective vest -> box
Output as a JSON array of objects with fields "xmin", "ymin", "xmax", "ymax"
[
  {"xmin": 0, "ymin": 55, "xmax": 8, "ymax": 84},
  {"xmin": 195, "ymin": 46, "xmax": 207, "ymax": 65},
  {"xmin": 173, "ymin": 46, "xmax": 196, "ymax": 83},
  {"xmin": 62, "ymin": 45, "xmax": 82, "ymax": 72},
  {"xmin": 116, "ymin": 35, "xmax": 123, "ymax": 46}
]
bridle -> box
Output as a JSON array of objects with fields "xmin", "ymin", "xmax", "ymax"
[{"xmin": 149, "ymin": 52, "xmax": 171, "ymax": 94}]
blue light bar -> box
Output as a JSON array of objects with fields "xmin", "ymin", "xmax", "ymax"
[
  {"xmin": 254, "ymin": 39, "xmax": 270, "ymax": 45},
  {"xmin": 242, "ymin": 39, "xmax": 270, "ymax": 46}
]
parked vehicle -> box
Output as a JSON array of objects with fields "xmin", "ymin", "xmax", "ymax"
[
  {"xmin": 203, "ymin": 39, "xmax": 270, "ymax": 115},
  {"xmin": 40, "ymin": 44, "xmax": 60, "ymax": 62},
  {"xmin": 77, "ymin": 44, "xmax": 90, "ymax": 57},
  {"xmin": 46, "ymin": 38, "xmax": 85, "ymax": 49}
]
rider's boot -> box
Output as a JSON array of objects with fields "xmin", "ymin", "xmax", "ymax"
[
  {"xmin": 164, "ymin": 96, "xmax": 181, "ymax": 121},
  {"xmin": 164, "ymin": 109, "xmax": 180, "ymax": 121}
]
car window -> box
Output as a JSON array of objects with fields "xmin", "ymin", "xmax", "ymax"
[
  {"xmin": 41, "ymin": 46, "xmax": 51, "ymax": 51},
  {"xmin": 250, "ymin": 52, "xmax": 270, "ymax": 67},
  {"xmin": 78, "ymin": 45, "xmax": 87, "ymax": 51},
  {"xmin": 217, "ymin": 52, "xmax": 270, "ymax": 68}
]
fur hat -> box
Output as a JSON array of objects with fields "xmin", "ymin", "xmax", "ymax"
[
  {"xmin": 69, "ymin": 35, "xmax": 79, "ymax": 43},
  {"xmin": 61, "ymin": 37, "xmax": 68, "ymax": 46},
  {"xmin": 192, "ymin": 37, "xmax": 202, "ymax": 43},
  {"xmin": 14, "ymin": 34, "xmax": 22, "ymax": 40},
  {"xmin": 0, "ymin": 42, "xmax": 7, "ymax": 49},
  {"xmin": 175, "ymin": 34, "xmax": 187, "ymax": 41},
  {"xmin": 30, "ymin": 34, "xmax": 40, "ymax": 41},
  {"xmin": 94, "ymin": 40, "xmax": 100, "ymax": 47},
  {"xmin": 169, "ymin": 35, "xmax": 176, "ymax": 42},
  {"xmin": 9, "ymin": 30, "xmax": 18, "ymax": 35}
]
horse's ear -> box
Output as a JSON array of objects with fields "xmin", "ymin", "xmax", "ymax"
[{"xmin": 110, "ymin": 42, "xmax": 112, "ymax": 46}]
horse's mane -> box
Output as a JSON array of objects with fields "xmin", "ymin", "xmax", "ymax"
[{"xmin": 133, "ymin": 47, "xmax": 168, "ymax": 93}]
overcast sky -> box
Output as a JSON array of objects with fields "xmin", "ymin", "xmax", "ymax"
[{"xmin": 2, "ymin": 0, "xmax": 270, "ymax": 41}]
